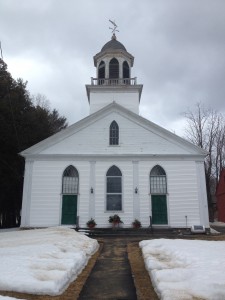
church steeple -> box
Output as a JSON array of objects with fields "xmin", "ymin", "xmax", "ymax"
[{"xmin": 86, "ymin": 31, "xmax": 143, "ymax": 114}]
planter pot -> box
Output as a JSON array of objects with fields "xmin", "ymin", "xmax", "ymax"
[
  {"xmin": 88, "ymin": 224, "xmax": 96, "ymax": 229},
  {"xmin": 112, "ymin": 221, "xmax": 120, "ymax": 228},
  {"xmin": 133, "ymin": 224, "xmax": 141, "ymax": 229}
]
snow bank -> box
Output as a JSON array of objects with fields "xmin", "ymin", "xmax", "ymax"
[
  {"xmin": 140, "ymin": 239, "xmax": 225, "ymax": 300},
  {"xmin": 210, "ymin": 221, "xmax": 225, "ymax": 227},
  {"xmin": 0, "ymin": 227, "xmax": 98, "ymax": 296}
]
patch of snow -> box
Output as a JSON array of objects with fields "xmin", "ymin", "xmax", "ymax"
[
  {"xmin": 210, "ymin": 228, "xmax": 220, "ymax": 234},
  {"xmin": 0, "ymin": 228, "xmax": 20, "ymax": 233},
  {"xmin": 210, "ymin": 221, "xmax": 225, "ymax": 227},
  {"xmin": 0, "ymin": 297, "xmax": 24, "ymax": 300},
  {"xmin": 140, "ymin": 239, "xmax": 225, "ymax": 300},
  {"xmin": 0, "ymin": 227, "xmax": 98, "ymax": 296}
]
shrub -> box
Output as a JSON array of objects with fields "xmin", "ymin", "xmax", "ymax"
[
  {"xmin": 86, "ymin": 218, "xmax": 97, "ymax": 228},
  {"xmin": 108, "ymin": 214, "xmax": 123, "ymax": 224},
  {"xmin": 132, "ymin": 219, "xmax": 142, "ymax": 228}
]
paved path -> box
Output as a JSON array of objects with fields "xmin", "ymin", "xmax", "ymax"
[{"xmin": 78, "ymin": 237, "xmax": 137, "ymax": 300}]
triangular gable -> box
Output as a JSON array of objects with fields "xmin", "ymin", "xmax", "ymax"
[{"xmin": 20, "ymin": 102, "xmax": 207, "ymax": 157}]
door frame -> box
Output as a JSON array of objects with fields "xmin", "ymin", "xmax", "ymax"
[
  {"xmin": 151, "ymin": 194, "xmax": 168, "ymax": 226},
  {"xmin": 61, "ymin": 194, "xmax": 78, "ymax": 225}
]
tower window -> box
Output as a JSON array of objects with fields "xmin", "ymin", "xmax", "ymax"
[
  {"xmin": 98, "ymin": 61, "xmax": 105, "ymax": 79},
  {"xmin": 109, "ymin": 58, "xmax": 119, "ymax": 78},
  {"xmin": 106, "ymin": 165, "xmax": 122, "ymax": 211},
  {"xmin": 123, "ymin": 61, "xmax": 130, "ymax": 78},
  {"xmin": 110, "ymin": 121, "xmax": 119, "ymax": 145}
]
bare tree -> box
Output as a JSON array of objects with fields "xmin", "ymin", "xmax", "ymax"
[{"xmin": 184, "ymin": 103, "xmax": 225, "ymax": 220}]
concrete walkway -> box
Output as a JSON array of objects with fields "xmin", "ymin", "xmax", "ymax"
[{"xmin": 78, "ymin": 237, "xmax": 137, "ymax": 300}]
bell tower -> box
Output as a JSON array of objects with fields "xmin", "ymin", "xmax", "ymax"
[{"xmin": 86, "ymin": 31, "xmax": 143, "ymax": 115}]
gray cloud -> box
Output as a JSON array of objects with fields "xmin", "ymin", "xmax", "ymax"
[{"xmin": 1, "ymin": 0, "xmax": 225, "ymax": 136}]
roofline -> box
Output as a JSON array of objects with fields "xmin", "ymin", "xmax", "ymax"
[{"xmin": 22, "ymin": 153, "xmax": 206, "ymax": 161}]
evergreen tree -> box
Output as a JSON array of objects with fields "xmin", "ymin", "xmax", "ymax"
[{"xmin": 0, "ymin": 58, "xmax": 67, "ymax": 228}]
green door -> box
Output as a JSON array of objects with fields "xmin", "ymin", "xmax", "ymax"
[
  {"xmin": 152, "ymin": 195, "xmax": 168, "ymax": 225},
  {"xmin": 61, "ymin": 195, "xmax": 77, "ymax": 225}
]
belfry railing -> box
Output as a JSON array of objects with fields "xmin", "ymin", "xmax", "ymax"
[{"xmin": 91, "ymin": 77, "xmax": 137, "ymax": 86}]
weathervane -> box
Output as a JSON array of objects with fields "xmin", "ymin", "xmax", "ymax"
[{"xmin": 109, "ymin": 19, "xmax": 119, "ymax": 34}]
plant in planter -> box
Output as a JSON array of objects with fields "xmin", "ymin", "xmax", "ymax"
[
  {"xmin": 132, "ymin": 219, "xmax": 142, "ymax": 229},
  {"xmin": 108, "ymin": 214, "xmax": 123, "ymax": 227},
  {"xmin": 86, "ymin": 218, "xmax": 97, "ymax": 229}
]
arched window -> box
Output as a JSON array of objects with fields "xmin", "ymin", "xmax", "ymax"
[
  {"xmin": 106, "ymin": 165, "xmax": 122, "ymax": 211},
  {"xmin": 109, "ymin": 121, "xmax": 119, "ymax": 145},
  {"xmin": 62, "ymin": 165, "xmax": 79, "ymax": 194},
  {"xmin": 109, "ymin": 58, "xmax": 119, "ymax": 78},
  {"xmin": 123, "ymin": 61, "xmax": 130, "ymax": 78},
  {"xmin": 150, "ymin": 165, "xmax": 167, "ymax": 194},
  {"xmin": 98, "ymin": 61, "xmax": 105, "ymax": 79}
]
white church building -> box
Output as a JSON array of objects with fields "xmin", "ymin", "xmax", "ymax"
[{"xmin": 20, "ymin": 33, "xmax": 209, "ymax": 229}]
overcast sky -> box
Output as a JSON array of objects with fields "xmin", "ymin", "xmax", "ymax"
[{"xmin": 1, "ymin": 0, "xmax": 225, "ymax": 136}]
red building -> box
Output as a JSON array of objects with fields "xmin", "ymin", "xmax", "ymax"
[{"xmin": 216, "ymin": 168, "xmax": 225, "ymax": 222}]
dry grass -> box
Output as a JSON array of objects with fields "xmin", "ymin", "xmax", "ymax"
[{"xmin": 127, "ymin": 242, "xmax": 159, "ymax": 300}]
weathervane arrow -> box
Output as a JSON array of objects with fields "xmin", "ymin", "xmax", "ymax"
[{"xmin": 109, "ymin": 19, "xmax": 119, "ymax": 34}]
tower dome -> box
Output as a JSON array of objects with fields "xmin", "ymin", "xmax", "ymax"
[
  {"xmin": 101, "ymin": 34, "xmax": 127, "ymax": 52},
  {"xmin": 93, "ymin": 34, "xmax": 134, "ymax": 67}
]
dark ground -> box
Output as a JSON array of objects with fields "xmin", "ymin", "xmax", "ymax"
[{"xmin": 78, "ymin": 237, "xmax": 137, "ymax": 300}]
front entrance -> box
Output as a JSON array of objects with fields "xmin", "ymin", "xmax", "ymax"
[
  {"xmin": 61, "ymin": 195, "xmax": 77, "ymax": 225},
  {"xmin": 151, "ymin": 195, "xmax": 168, "ymax": 225}
]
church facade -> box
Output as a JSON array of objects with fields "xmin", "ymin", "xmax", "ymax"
[{"xmin": 20, "ymin": 34, "xmax": 209, "ymax": 229}]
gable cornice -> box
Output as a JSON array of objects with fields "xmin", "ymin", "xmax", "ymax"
[{"xmin": 20, "ymin": 102, "xmax": 208, "ymax": 157}]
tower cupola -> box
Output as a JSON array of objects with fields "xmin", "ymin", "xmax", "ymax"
[
  {"xmin": 86, "ymin": 31, "xmax": 143, "ymax": 115},
  {"xmin": 93, "ymin": 33, "xmax": 134, "ymax": 84}
]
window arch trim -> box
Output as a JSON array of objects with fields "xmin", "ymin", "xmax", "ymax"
[
  {"xmin": 62, "ymin": 165, "xmax": 79, "ymax": 194},
  {"xmin": 150, "ymin": 165, "xmax": 167, "ymax": 194}
]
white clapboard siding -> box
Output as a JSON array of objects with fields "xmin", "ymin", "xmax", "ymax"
[
  {"xmin": 92, "ymin": 161, "xmax": 134, "ymax": 228},
  {"xmin": 27, "ymin": 160, "xmax": 90, "ymax": 227},
  {"xmin": 22, "ymin": 157, "xmax": 207, "ymax": 228},
  {"xmin": 138, "ymin": 160, "xmax": 201, "ymax": 227},
  {"xmin": 40, "ymin": 113, "xmax": 193, "ymax": 155},
  {"xmin": 90, "ymin": 91, "xmax": 139, "ymax": 115}
]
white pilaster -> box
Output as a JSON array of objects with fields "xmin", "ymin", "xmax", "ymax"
[
  {"xmin": 89, "ymin": 161, "xmax": 96, "ymax": 219},
  {"xmin": 196, "ymin": 161, "xmax": 209, "ymax": 227},
  {"xmin": 20, "ymin": 159, "xmax": 34, "ymax": 227},
  {"xmin": 133, "ymin": 161, "xmax": 140, "ymax": 219}
]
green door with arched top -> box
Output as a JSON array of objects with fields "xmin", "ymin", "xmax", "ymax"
[
  {"xmin": 61, "ymin": 195, "xmax": 77, "ymax": 225},
  {"xmin": 152, "ymin": 195, "xmax": 168, "ymax": 225}
]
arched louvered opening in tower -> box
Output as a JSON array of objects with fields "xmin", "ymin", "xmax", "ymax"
[
  {"xmin": 123, "ymin": 61, "xmax": 130, "ymax": 78},
  {"xmin": 109, "ymin": 58, "xmax": 119, "ymax": 79},
  {"xmin": 98, "ymin": 61, "xmax": 105, "ymax": 78}
]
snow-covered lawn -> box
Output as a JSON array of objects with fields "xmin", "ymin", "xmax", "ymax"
[
  {"xmin": 140, "ymin": 239, "xmax": 225, "ymax": 300},
  {"xmin": 0, "ymin": 227, "xmax": 98, "ymax": 296},
  {"xmin": 0, "ymin": 297, "xmax": 23, "ymax": 300}
]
